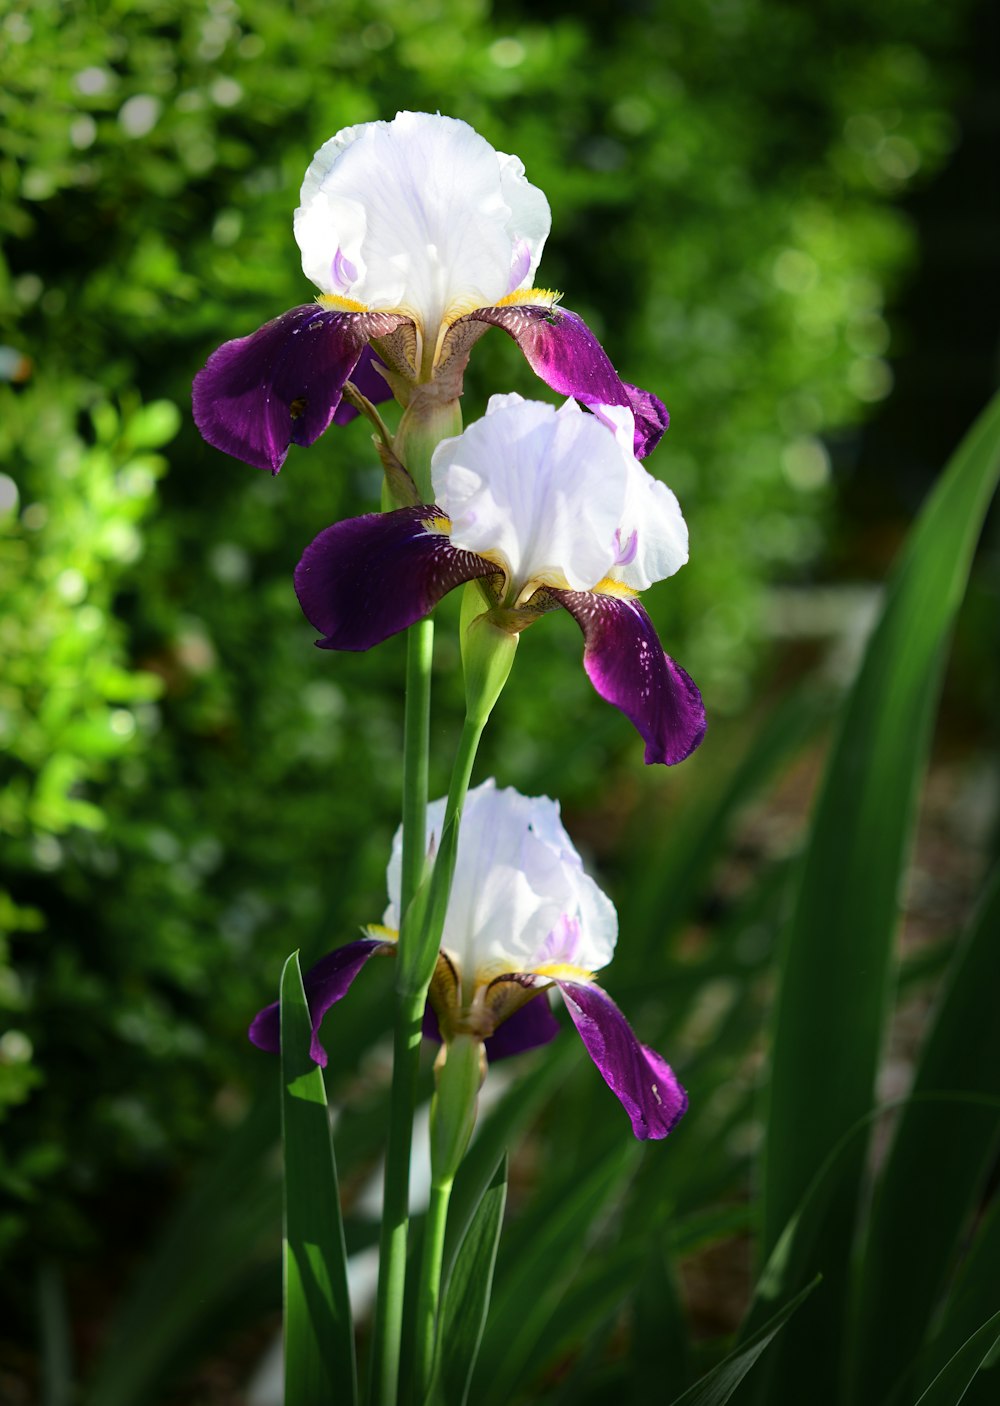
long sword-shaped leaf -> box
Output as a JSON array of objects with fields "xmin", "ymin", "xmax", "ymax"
[
  {"xmin": 912, "ymin": 1310, "xmax": 1000, "ymax": 1406},
  {"xmin": 443, "ymin": 1038, "xmax": 576, "ymax": 1282},
  {"xmin": 281, "ymin": 951, "xmax": 357, "ymax": 1406},
  {"xmin": 427, "ymin": 1156, "xmax": 508, "ymax": 1406},
  {"xmin": 911, "ymin": 1194, "xmax": 1000, "ymax": 1402},
  {"xmin": 474, "ymin": 1142, "xmax": 639, "ymax": 1406},
  {"xmin": 666, "ymin": 1277, "xmax": 820, "ymax": 1406},
  {"xmin": 760, "ymin": 392, "xmax": 1000, "ymax": 1404},
  {"xmin": 849, "ymin": 871, "xmax": 1000, "ymax": 1403}
]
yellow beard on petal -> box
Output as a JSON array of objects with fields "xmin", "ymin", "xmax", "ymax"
[
  {"xmin": 494, "ymin": 287, "xmax": 562, "ymax": 309},
  {"xmin": 530, "ymin": 962, "xmax": 596, "ymax": 982},
  {"xmin": 592, "ymin": 578, "xmax": 641, "ymax": 600},
  {"xmin": 364, "ymin": 923, "xmax": 399, "ymax": 943},
  {"xmin": 317, "ymin": 293, "xmax": 372, "ymax": 313}
]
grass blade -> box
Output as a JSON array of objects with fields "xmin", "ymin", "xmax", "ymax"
[
  {"xmin": 912, "ymin": 1310, "xmax": 1000, "ymax": 1406},
  {"xmin": 428, "ymin": 1155, "xmax": 508, "ymax": 1406},
  {"xmin": 444, "ymin": 1038, "xmax": 576, "ymax": 1283},
  {"xmin": 850, "ymin": 871, "xmax": 1000, "ymax": 1403},
  {"xmin": 911, "ymin": 1194, "xmax": 1000, "ymax": 1401},
  {"xmin": 666, "ymin": 1277, "xmax": 821, "ymax": 1406},
  {"xmin": 760, "ymin": 392, "xmax": 1000, "ymax": 1403},
  {"xmin": 281, "ymin": 950, "xmax": 357, "ymax": 1406},
  {"xmin": 474, "ymin": 1142, "xmax": 639, "ymax": 1406}
]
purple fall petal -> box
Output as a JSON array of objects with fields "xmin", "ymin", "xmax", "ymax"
[
  {"xmin": 463, "ymin": 304, "xmax": 667, "ymax": 459},
  {"xmin": 294, "ymin": 506, "xmax": 497, "ymax": 651},
  {"xmin": 485, "ymin": 992, "xmax": 562, "ymax": 1060},
  {"xmin": 332, "ymin": 345, "xmax": 394, "ymax": 426},
  {"xmin": 621, "ymin": 381, "xmax": 670, "ymax": 460},
  {"xmin": 422, "ymin": 990, "xmax": 561, "ymax": 1061},
  {"xmin": 551, "ymin": 589, "xmax": 705, "ymax": 765},
  {"xmin": 249, "ymin": 936, "xmax": 392, "ymax": 1067},
  {"xmin": 192, "ymin": 304, "xmax": 408, "ymax": 473},
  {"xmin": 555, "ymin": 979, "xmax": 687, "ymax": 1140}
]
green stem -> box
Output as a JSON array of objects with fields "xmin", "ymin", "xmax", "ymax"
[
  {"xmin": 401, "ymin": 617, "xmax": 434, "ymax": 912},
  {"xmin": 442, "ymin": 715, "xmax": 485, "ymax": 839},
  {"xmin": 369, "ymin": 687, "xmax": 488, "ymax": 1403},
  {"xmin": 368, "ymin": 618, "xmax": 434, "ymax": 1406},
  {"xmin": 412, "ymin": 1178, "xmax": 454, "ymax": 1396}
]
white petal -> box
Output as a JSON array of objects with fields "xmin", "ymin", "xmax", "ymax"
[
  {"xmin": 431, "ymin": 398, "xmax": 629, "ymax": 596},
  {"xmin": 496, "ymin": 151, "xmax": 550, "ymax": 289},
  {"xmin": 588, "ymin": 403, "xmax": 689, "ymax": 588},
  {"xmin": 294, "ymin": 112, "xmax": 551, "ymax": 342},
  {"xmin": 613, "ymin": 457, "xmax": 689, "ymax": 589},
  {"xmin": 385, "ymin": 780, "xmax": 617, "ymax": 985}
]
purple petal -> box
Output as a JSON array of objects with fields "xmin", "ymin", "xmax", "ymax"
[
  {"xmin": 620, "ymin": 381, "xmax": 670, "ymax": 460},
  {"xmin": 486, "ymin": 992, "xmax": 562, "ymax": 1060},
  {"xmin": 249, "ymin": 936, "xmax": 392, "ymax": 1067},
  {"xmin": 294, "ymin": 506, "xmax": 497, "ymax": 651},
  {"xmin": 462, "ymin": 304, "xmax": 667, "ymax": 458},
  {"xmin": 550, "ymin": 590, "xmax": 706, "ymax": 765},
  {"xmin": 192, "ymin": 304, "xmax": 408, "ymax": 473},
  {"xmin": 423, "ymin": 1003, "xmax": 443, "ymax": 1045},
  {"xmin": 332, "ymin": 345, "xmax": 394, "ymax": 426},
  {"xmin": 555, "ymin": 979, "xmax": 687, "ymax": 1139},
  {"xmin": 422, "ymin": 990, "xmax": 561, "ymax": 1061}
]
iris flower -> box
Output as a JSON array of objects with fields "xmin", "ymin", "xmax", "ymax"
[
  {"xmin": 251, "ymin": 779, "xmax": 686, "ymax": 1140},
  {"xmin": 295, "ymin": 394, "xmax": 706, "ymax": 766},
  {"xmin": 192, "ymin": 111, "xmax": 668, "ymax": 473}
]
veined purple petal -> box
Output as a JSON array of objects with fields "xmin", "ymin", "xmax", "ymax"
[
  {"xmin": 620, "ymin": 381, "xmax": 670, "ymax": 460},
  {"xmin": 550, "ymin": 589, "xmax": 705, "ymax": 765},
  {"xmin": 555, "ymin": 979, "xmax": 687, "ymax": 1140},
  {"xmin": 295, "ymin": 506, "xmax": 497, "ymax": 651},
  {"xmin": 192, "ymin": 304, "xmax": 409, "ymax": 473},
  {"xmin": 249, "ymin": 936, "xmax": 392, "ymax": 1067},
  {"xmin": 422, "ymin": 993, "xmax": 561, "ymax": 1061},
  {"xmin": 332, "ymin": 345, "xmax": 394, "ymax": 426},
  {"xmin": 462, "ymin": 304, "xmax": 667, "ymax": 459}
]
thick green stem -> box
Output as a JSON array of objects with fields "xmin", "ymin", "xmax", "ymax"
[
  {"xmin": 401, "ymin": 617, "xmax": 434, "ymax": 913},
  {"xmin": 368, "ymin": 619, "xmax": 433, "ymax": 1406},
  {"xmin": 368, "ymin": 583, "xmax": 497, "ymax": 1402},
  {"xmin": 412, "ymin": 1178, "xmax": 454, "ymax": 1395}
]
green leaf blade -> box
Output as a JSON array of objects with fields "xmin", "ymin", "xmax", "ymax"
[
  {"xmin": 850, "ymin": 871, "xmax": 1000, "ymax": 1403},
  {"xmin": 667, "ymin": 1278, "xmax": 820, "ymax": 1406},
  {"xmin": 913, "ymin": 1310, "xmax": 1000, "ymax": 1406},
  {"xmin": 429, "ymin": 1155, "xmax": 508, "ymax": 1406},
  {"xmin": 280, "ymin": 951, "xmax": 357, "ymax": 1406},
  {"xmin": 759, "ymin": 393, "xmax": 1000, "ymax": 1403}
]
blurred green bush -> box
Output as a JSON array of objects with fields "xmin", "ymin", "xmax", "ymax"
[{"xmin": 0, "ymin": 0, "xmax": 972, "ymax": 1325}]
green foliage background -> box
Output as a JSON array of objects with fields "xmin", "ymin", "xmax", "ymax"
[{"xmin": 1, "ymin": 0, "xmax": 992, "ymax": 1395}]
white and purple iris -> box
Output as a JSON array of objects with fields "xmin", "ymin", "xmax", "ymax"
[
  {"xmin": 192, "ymin": 111, "xmax": 668, "ymax": 473},
  {"xmin": 294, "ymin": 394, "xmax": 706, "ymax": 766},
  {"xmin": 250, "ymin": 780, "xmax": 687, "ymax": 1140}
]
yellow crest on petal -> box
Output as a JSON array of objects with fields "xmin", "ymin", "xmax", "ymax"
[
  {"xmin": 494, "ymin": 286, "xmax": 562, "ymax": 309},
  {"xmin": 593, "ymin": 578, "xmax": 641, "ymax": 600},
  {"xmin": 317, "ymin": 292, "xmax": 371, "ymax": 313}
]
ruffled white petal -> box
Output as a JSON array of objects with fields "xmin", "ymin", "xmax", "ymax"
[
  {"xmin": 496, "ymin": 151, "xmax": 549, "ymax": 290},
  {"xmin": 614, "ymin": 455, "xmax": 689, "ymax": 590},
  {"xmin": 384, "ymin": 779, "xmax": 617, "ymax": 985},
  {"xmin": 294, "ymin": 112, "xmax": 551, "ymax": 342},
  {"xmin": 583, "ymin": 403, "xmax": 689, "ymax": 590},
  {"xmin": 431, "ymin": 396, "xmax": 629, "ymax": 596}
]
